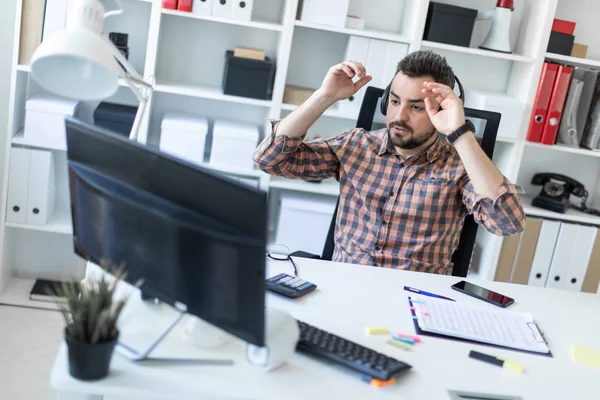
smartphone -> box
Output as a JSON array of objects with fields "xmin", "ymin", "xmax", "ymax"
[{"xmin": 451, "ymin": 280, "xmax": 514, "ymax": 308}]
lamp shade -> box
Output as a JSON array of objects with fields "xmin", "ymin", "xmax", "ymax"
[{"xmin": 30, "ymin": 27, "xmax": 121, "ymax": 101}]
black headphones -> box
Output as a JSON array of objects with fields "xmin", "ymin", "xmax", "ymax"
[{"xmin": 379, "ymin": 74, "xmax": 465, "ymax": 116}]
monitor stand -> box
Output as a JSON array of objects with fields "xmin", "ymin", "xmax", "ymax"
[
  {"xmin": 115, "ymin": 299, "xmax": 234, "ymax": 366},
  {"xmin": 182, "ymin": 316, "xmax": 230, "ymax": 348}
]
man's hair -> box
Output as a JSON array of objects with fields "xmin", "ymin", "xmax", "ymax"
[{"xmin": 395, "ymin": 50, "xmax": 455, "ymax": 88}]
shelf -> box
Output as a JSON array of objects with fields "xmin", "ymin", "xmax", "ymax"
[
  {"xmin": 294, "ymin": 20, "xmax": 411, "ymax": 44},
  {"xmin": 155, "ymin": 83, "xmax": 273, "ymax": 107},
  {"xmin": 161, "ymin": 9, "xmax": 283, "ymax": 32},
  {"xmin": 16, "ymin": 65, "xmax": 129, "ymax": 89},
  {"xmin": 0, "ymin": 278, "xmax": 60, "ymax": 311},
  {"xmin": 524, "ymin": 141, "xmax": 600, "ymax": 158},
  {"xmin": 545, "ymin": 52, "xmax": 600, "ymax": 69},
  {"xmin": 281, "ymin": 103, "xmax": 357, "ymax": 120},
  {"xmin": 421, "ymin": 41, "xmax": 535, "ymax": 63},
  {"xmin": 496, "ymin": 137, "xmax": 520, "ymax": 144},
  {"xmin": 269, "ymin": 177, "xmax": 340, "ymax": 196},
  {"xmin": 12, "ymin": 130, "xmax": 66, "ymax": 151},
  {"xmin": 521, "ymin": 195, "xmax": 600, "ymax": 226},
  {"xmin": 5, "ymin": 205, "xmax": 72, "ymax": 235}
]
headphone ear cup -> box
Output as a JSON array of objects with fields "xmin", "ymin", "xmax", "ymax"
[{"xmin": 380, "ymin": 85, "xmax": 391, "ymax": 116}]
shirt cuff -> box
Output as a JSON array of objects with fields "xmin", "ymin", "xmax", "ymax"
[
  {"xmin": 475, "ymin": 176, "xmax": 520, "ymax": 208},
  {"xmin": 269, "ymin": 119, "xmax": 306, "ymax": 154}
]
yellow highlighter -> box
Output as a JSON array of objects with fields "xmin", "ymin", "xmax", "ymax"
[{"xmin": 469, "ymin": 350, "xmax": 523, "ymax": 373}]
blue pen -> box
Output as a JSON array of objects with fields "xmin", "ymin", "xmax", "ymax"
[{"xmin": 404, "ymin": 286, "xmax": 455, "ymax": 302}]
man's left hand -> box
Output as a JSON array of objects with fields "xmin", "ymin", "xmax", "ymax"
[{"xmin": 422, "ymin": 81, "xmax": 466, "ymax": 135}]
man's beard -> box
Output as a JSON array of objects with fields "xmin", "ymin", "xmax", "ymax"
[{"xmin": 387, "ymin": 121, "xmax": 437, "ymax": 150}]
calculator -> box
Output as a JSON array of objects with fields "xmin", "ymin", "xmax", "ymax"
[{"xmin": 266, "ymin": 273, "xmax": 317, "ymax": 298}]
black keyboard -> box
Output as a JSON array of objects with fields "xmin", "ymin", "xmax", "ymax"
[{"xmin": 296, "ymin": 320, "xmax": 412, "ymax": 381}]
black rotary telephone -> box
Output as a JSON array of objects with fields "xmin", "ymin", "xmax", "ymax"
[{"xmin": 531, "ymin": 173, "xmax": 600, "ymax": 216}]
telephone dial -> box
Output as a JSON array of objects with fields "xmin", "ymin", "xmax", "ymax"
[{"xmin": 531, "ymin": 173, "xmax": 600, "ymax": 216}]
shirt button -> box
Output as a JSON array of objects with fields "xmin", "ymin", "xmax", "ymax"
[
  {"xmin": 389, "ymin": 191, "xmax": 394, "ymax": 197},
  {"xmin": 375, "ymin": 246, "xmax": 381, "ymax": 251}
]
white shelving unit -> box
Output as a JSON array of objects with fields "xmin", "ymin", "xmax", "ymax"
[{"xmin": 1, "ymin": 0, "xmax": 600, "ymax": 306}]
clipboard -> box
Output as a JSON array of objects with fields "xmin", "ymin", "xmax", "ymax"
[{"xmin": 408, "ymin": 298, "xmax": 553, "ymax": 357}]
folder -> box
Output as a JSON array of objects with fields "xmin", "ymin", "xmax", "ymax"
[
  {"xmin": 526, "ymin": 62, "xmax": 559, "ymax": 143},
  {"xmin": 192, "ymin": 0, "xmax": 213, "ymax": 15},
  {"xmin": 540, "ymin": 65, "xmax": 574, "ymax": 145},
  {"xmin": 581, "ymin": 231, "xmax": 600, "ymax": 294},
  {"xmin": 211, "ymin": 0, "xmax": 233, "ymax": 17},
  {"xmin": 565, "ymin": 225, "xmax": 597, "ymax": 292},
  {"xmin": 25, "ymin": 150, "xmax": 56, "ymax": 225},
  {"xmin": 338, "ymin": 36, "xmax": 370, "ymax": 117},
  {"xmin": 581, "ymin": 76, "xmax": 600, "ymax": 151},
  {"xmin": 19, "ymin": 0, "xmax": 45, "ymax": 65},
  {"xmin": 527, "ymin": 220, "xmax": 560, "ymax": 287},
  {"xmin": 42, "ymin": 0, "xmax": 67, "ymax": 42},
  {"xmin": 545, "ymin": 223, "xmax": 579, "ymax": 290},
  {"xmin": 511, "ymin": 218, "xmax": 542, "ymax": 285},
  {"xmin": 231, "ymin": 0, "xmax": 253, "ymax": 21},
  {"xmin": 6, "ymin": 148, "xmax": 32, "ymax": 224},
  {"xmin": 381, "ymin": 42, "xmax": 409, "ymax": 88},
  {"xmin": 365, "ymin": 39, "xmax": 389, "ymax": 91},
  {"xmin": 494, "ymin": 234, "xmax": 520, "ymax": 283},
  {"xmin": 574, "ymin": 68, "xmax": 598, "ymax": 143},
  {"xmin": 557, "ymin": 78, "xmax": 583, "ymax": 147}
]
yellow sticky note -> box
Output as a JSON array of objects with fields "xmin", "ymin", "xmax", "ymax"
[
  {"xmin": 365, "ymin": 327, "xmax": 388, "ymax": 335},
  {"xmin": 573, "ymin": 346, "xmax": 600, "ymax": 368}
]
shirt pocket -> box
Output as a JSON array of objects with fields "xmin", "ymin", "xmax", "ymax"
[{"xmin": 403, "ymin": 173, "xmax": 457, "ymax": 214}]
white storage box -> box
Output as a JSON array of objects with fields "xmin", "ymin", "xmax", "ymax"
[
  {"xmin": 210, "ymin": 119, "xmax": 259, "ymax": 170},
  {"xmin": 275, "ymin": 192, "xmax": 337, "ymax": 255},
  {"xmin": 464, "ymin": 90, "xmax": 525, "ymax": 141},
  {"xmin": 160, "ymin": 113, "xmax": 209, "ymax": 166},
  {"xmin": 24, "ymin": 94, "xmax": 79, "ymax": 150},
  {"xmin": 300, "ymin": 0, "xmax": 350, "ymax": 28}
]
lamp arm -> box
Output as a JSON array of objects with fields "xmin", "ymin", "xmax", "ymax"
[{"xmin": 100, "ymin": 37, "xmax": 154, "ymax": 143}]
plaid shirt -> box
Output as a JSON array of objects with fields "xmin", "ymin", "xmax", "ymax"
[{"xmin": 254, "ymin": 123, "xmax": 525, "ymax": 274}]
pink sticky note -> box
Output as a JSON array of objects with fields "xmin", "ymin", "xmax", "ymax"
[{"xmin": 396, "ymin": 334, "xmax": 421, "ymax": 343}]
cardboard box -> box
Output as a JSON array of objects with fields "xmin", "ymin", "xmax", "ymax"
[
  {"xmin": 552, "ymin": 18, "xmax": 576, "ymax": 35},
  {"xmin": 283, "ymin": 85, "xmax": 315, "ymax": 105},
  {"xmin": 571, "ymin": 43, "xmax": 588, "ymax": 59},
  {"xmin": 233, "ymin": 47, "xmax": 265, "ymax": 61}
]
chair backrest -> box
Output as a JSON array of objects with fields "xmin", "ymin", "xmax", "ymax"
[{"xmin": 321, "ymin": 86, "xmax": 501, "ymax": 277}]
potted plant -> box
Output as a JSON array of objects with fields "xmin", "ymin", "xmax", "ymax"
[{"xmin": 50, "ymin": 261, "xmax": 137, "ymax": 381}]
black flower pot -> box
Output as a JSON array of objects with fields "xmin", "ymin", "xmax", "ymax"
[{"xmin": 65, "ymin": 328, "xmax": 118, "ymax": 381}]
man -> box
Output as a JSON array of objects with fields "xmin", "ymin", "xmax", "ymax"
[{"xmin": 253, "ymin": 50, "xmax": 525, "ymax": 274}]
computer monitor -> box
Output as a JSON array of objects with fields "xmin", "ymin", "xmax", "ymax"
[{"xmin": 64, "ymin": 117, "xmax": 267, "ymax": 347}]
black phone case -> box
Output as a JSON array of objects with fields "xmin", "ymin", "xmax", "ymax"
[{"xmin": 451, "ymin": 284, "xmax": 514, "ymax": 308}]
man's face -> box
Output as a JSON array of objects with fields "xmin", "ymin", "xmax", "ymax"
[{"xmin": 385, "ymin": 72, "xmax": 437, "ymax": 150}]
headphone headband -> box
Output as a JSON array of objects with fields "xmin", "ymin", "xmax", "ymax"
[{"xmin": 380, "ymin": 74, "xmax": 465, "ymax": 116}]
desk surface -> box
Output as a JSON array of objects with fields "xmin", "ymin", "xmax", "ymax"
[{"xmin": 50, "ymin": 258, "xmax": 600, "ymax": 399}]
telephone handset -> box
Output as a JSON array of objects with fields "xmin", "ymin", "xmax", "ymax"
[{"xmin": 531, "ymin": 173, "xmax": 600, "ymax": 216}]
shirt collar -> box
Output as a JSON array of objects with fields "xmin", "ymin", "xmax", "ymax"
[{"xmin": 378, "ymin": 130, "xmax": 446, "ymax": 163}]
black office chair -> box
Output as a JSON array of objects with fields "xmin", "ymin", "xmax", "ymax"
[{"xmin": 294, "ymin": 86, "xmax": 501, "ymax": 277}]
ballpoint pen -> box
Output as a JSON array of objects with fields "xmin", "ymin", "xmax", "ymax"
[{"xmin": 404, "ymin": 286, "xmax": 455, "ymax": 301}]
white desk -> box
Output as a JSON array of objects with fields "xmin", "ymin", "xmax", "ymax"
[{"xmin": 50, "ymin": 258, "xmax": 600, "ymax": 400}]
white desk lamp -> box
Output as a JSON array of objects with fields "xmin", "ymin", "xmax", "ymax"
[{"xmin": 29, "ymin": 0, "xmax": 153, "ymax": 142}]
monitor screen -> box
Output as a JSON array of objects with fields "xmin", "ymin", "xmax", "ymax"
[{"xmin": 65, "ymin": 117, "xmax": 267, "ymax": 347}]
